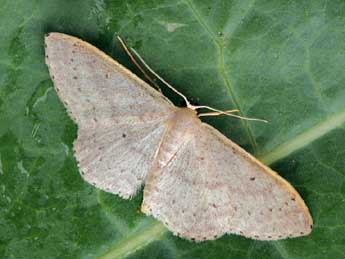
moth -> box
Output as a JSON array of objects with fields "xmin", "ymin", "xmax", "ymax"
[{"xmin": 45, "ymin": 32, "xmax": 313, "ymax": 241}]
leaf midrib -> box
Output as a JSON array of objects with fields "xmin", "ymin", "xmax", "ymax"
[
  {"xmin": 260, "ymin": 111, "xmax": 345, "ymax": 165},
  {"xmin": 99, "ymin": 221, "xmax": 167, "ymax": 259}
]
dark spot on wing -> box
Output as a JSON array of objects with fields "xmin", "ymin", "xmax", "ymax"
[
  {"xmin": 250, "ymin": 177, "xmax": 255, "ymax": 181},
  {"xmin": 122, "ymin": 133, "xmax": 126, "ymax": 138},
  {"xmin": 73, "ymin": 76, "xmax": 78, "ymax": 79}
]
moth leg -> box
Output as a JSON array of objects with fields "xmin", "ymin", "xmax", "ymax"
[{"xmin": 198, "ymin": 109, "xmax": 239, "ymax": 117}]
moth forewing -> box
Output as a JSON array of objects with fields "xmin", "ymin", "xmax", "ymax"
[
  {"xmin": 45, "ymin": 32, "xmax": 176, "ymax": 198},
  {"xmin": 142, "ymin": 111, "xmax": 312, "ymax": 241}
]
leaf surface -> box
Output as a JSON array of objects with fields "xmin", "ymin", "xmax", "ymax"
[{"xmin": 1, "ymin": 0, "xmax": 345, "ymax": 258}]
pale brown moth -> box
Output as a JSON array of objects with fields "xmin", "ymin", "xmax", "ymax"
[{"xmin": 44, "ymin": 32, "xmax": 313, "ymax": 241}]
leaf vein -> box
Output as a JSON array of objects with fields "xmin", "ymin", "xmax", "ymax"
[{"xmin": 183, "ymin": 0, "xmax": 258, "ymax": 151}]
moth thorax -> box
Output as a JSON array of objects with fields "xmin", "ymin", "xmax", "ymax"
[{"xmin": 172, "ymin": 108, "xmax": 199, "ymax": 127}]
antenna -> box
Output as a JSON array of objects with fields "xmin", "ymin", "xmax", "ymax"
[
  {"xmin": 130, "ymin": 48, "xmax": 193, "ymax": 109},
  {"xmin": 117, "ymin": 36, "xmax": 162, "ymax": 92},
  {"xmin": 117, "ymin": 36, "xmax": 268, "ymax": 123}
]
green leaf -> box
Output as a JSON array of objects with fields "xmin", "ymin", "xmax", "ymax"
[{"xmin": 1, "ymin": 0, "xmax": 345, "ymax": 258}]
